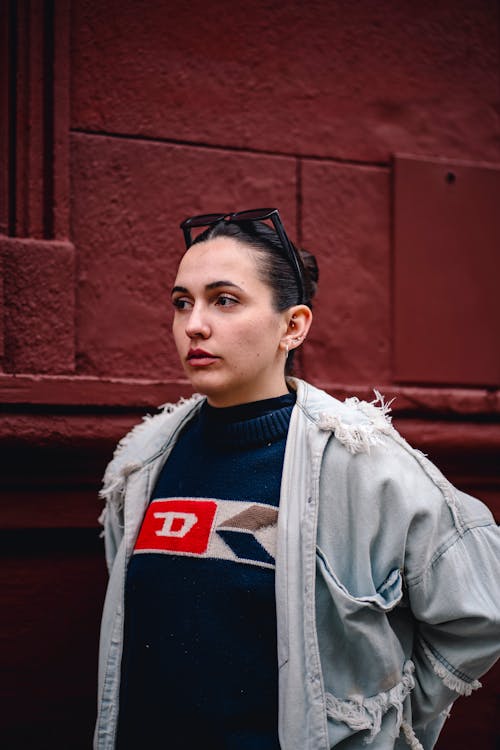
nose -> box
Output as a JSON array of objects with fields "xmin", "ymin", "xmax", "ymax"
[{"xmin": 185, "ymin": 303, "xmax": 211, "ymax": 340}]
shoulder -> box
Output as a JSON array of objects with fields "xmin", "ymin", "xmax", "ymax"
[
  {"xmin": 293, "ymin": 379, "xmax": 495, "ymax": 530},
  {"xmin": 291, "ymin": 377, "xmax": 394, "ymax": 454},
  {"xmin": 101, "ymin": 393, "xmax": 204, "ymax": 496},
  {"xmin": 293, "ymin": 378, "xmax": 441, "ymax": 494},
  {"xmin": 293, "ymin": 378, "xmax": 456, "ymax": 516}
]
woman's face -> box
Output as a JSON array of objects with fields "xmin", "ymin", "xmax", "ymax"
[{"xmin": 171, "ymin": 236, "xmax": 290, "ymax": 407}]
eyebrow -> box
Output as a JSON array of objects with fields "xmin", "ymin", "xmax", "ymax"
[{"xmin": 171, "ymin": 280, "xmax": 243, "ymax": 295}]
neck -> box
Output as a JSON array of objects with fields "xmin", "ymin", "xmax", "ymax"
[{"xmin": 205, "ymin": 378, "xmax": 289, "ymax": 408}]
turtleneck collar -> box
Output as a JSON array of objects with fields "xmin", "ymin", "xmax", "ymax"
[{"xmin": 198, "ymin": 391, "xmax": 296, "ymax": 449}]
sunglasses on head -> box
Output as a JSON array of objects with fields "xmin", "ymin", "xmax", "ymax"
[{"xmin": 179, "ymin": 208, "xmax": 306, "ymax": 304}]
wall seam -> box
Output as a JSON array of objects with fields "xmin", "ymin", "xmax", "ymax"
[
  {"xmin": 69, "ymin": 127, "xmax": 390, "ymax": 169},
  {"xmin": 296, "ymin": 156, "xmax": 302, "ymax": 246}
]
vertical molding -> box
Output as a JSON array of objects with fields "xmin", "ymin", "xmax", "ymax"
[
  {"xmin": 1, "ymin": 237, "xmax": 75, "ymax": 373},
  {"xmin": 42, "ymin": 0, "xmax": 55, "ymax": 238},
  {"xmin": 0, "ymin": 2, "xmax": 9, "ymax": 235},
  {"xmin": 14, "ymin": 0, "xmax": 44, "ymax": 237},
  {"xmin": 8, "ymin": 0, "xmax": 70, "ymax": 240},
  {"xmin": 295, "ymin": 156, "xmax": 303, "ymax": 246},
  {"xmin": 0, "ymin": 1, "xmax": 15, "ymax": 365},
  {"xmin": 52, "ymin": 0, "xmax": 70, "ymax": 239},
  {"xmin": 0, "ymin": 2, "xmax": 74, "ymax": 374}
]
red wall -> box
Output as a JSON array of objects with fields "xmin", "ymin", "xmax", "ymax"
[{"xmin": 1, "ymin": 1, "xmax": 499, "ymax": 747}]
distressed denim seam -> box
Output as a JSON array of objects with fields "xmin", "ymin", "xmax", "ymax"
[
  {"xmin": 421, "ymin": 638, "xmax": 478, "ymax": 684},
  {"xmin": 406, "ymin": 521, "xmax": 497, "ymax": 587}
]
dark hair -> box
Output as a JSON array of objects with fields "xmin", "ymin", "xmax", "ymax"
[{"xmin": 191, "ymin": 219, "xmax": 319, "ymax": 374}]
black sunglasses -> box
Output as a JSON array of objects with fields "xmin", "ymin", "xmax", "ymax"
[{"xmin": 179, "ymin": 208, "xmax": 306, "ymax": 304}]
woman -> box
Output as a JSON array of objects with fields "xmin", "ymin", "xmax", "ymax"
[{"xmin": 95, "ymin": 209, "xmax": 500, "ymax": 750}]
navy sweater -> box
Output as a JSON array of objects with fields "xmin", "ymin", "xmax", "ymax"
[{"xmin": 117, "ymin": 392, "xmax": 295, "ymax": 749}]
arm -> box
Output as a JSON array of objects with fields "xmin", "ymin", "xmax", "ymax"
[
  {"xmin": 406, "ymin": 489, "xmax": 500, "ymax": 745},
  {"xmin": 98, "ymin": 497, "xmax": 124, "ymax": 574},
  {"xmin": 96, "ymin": 393, "xmax": 204, "ymax": 574},
  {"xmin": 97, "ymin": 446, "xmax": 129, "ymax": 574}
]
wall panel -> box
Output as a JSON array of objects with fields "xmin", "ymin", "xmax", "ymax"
[
  {"xmin": 71, "ymin": 0, "xmax": 499, "ymax": 162},
  {"xmin": 71, "ymin": 133, "xmax": 297, "ymax": 377},
  {"xmin": 301, "ymin": 160, "xmax": 391, "ymax": 385}
]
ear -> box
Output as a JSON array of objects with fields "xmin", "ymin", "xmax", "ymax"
[{"xmin": 280, "ymin": 305, "xmax": 313, "ymax": 353}]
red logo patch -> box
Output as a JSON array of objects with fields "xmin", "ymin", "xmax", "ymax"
[{"xmin": 134, "ymin": 498, "xmax": 217, "ymax": 554}]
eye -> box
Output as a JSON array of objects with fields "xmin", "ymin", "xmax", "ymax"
[
  {"xmin": 215, "ymin": 294, "xmax": 239, "ymax": 307},
  {"xmin": 172, "ymin": 297, "xmax": 192, "ymax": 310}
]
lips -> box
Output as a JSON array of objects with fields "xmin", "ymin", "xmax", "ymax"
[{"xmin": 186, "ymin": 348, "xmax": 220, "ymax": 366}]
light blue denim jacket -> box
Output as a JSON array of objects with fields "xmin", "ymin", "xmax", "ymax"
[{"xmin": 95, "ymin": 379, "xmax": 500, "ymax": 749}]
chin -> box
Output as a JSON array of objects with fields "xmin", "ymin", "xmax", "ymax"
[{"xmin": 185, "ymin": 370, "xmax": 226, "ymax": 396}]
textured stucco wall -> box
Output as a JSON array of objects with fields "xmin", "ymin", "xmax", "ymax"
[
  {"xmin": 1, "ymin": 1, "xmax": 499, "ymax": 748},
  {"xmin": 67, "ymin": 0, "xmax": 500, "ymax": 392}
]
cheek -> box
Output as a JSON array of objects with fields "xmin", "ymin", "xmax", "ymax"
[
  {"xmin": 242, "ymin": 322, "xmax": 280, "ymax": 362},
  {"xmin": 172, "ymin": 319, "xmax": 185, "ymax": 351}
]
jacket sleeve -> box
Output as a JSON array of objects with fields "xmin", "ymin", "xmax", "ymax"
[
  {"xmin": 97, "ymin": 449, "xmax": 129, "ymax": 574},
  {"xmin": 99, "ymin": 498, "xmax": 125, "ymax": 575},
  {"xmin": 96, "ymin": 394, "xmax": 203, "ymax": 575},
  {"xmin": 405, "ymin": 487, "xmax": 500, "ymax": 744}
]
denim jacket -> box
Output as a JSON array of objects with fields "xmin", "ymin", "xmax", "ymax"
[{"xmin": 95, "ymin": 379, "xmax": 500, "ymax": 749}]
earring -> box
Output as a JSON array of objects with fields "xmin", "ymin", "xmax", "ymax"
[{"xmin": 284, "ymin": 342, "xmax": 289, "ymax": 356}]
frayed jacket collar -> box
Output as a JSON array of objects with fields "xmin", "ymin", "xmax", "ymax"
[{"xmin": 101, "ymin": 380, "xmax": 395, "ymax": 506}]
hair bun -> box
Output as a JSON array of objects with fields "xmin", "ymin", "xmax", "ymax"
[{"xmin": 299, "ymin": 248, "xmax": 319, "ymax": 304}]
